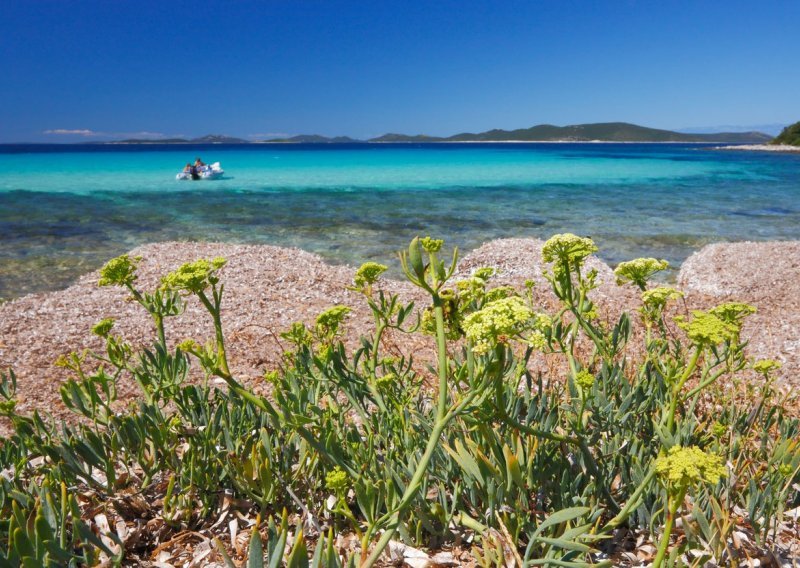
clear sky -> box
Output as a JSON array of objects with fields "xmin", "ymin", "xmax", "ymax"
[{"xmin": 1, "ymin": 0, "xmax": 798, "ymax": 142}]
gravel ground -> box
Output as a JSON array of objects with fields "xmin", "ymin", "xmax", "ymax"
[
  {"xmin": 1, "ymin": 238, "xmax": 798, "ymax": 434},
  {"xmin": 678, "ymin": 241, "xmax": 800, "ymax": 380}
]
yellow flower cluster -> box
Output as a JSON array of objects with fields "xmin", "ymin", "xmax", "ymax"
[
  {"xmin": 177, "ymin": 339, "xmax": 201, "ymax": 353},
  {"xmin": 575, "ymin": 369, "xmax": 595, "ymax": 389},
  {"xmin": 675, "ymin": 311, "xmax": 739, "ymax": 346},
  {"xmin": 753, "ymin": 359, "xmax": 781, "ymax": 376},
  {"xmin": 161, "ymin": 257, "xmax": 226, "ymax": 294},
  {"xmin": 375, "ymin": 373, "xmax": 396, "ymax": 390},
  {"xmin": 528, "ymin": 313, "xmax": 552, "ymax": 350},
  {"xmin": 315, "ymin": 306, "xmax": 351, "ymax": 336},
  {"xmin": 98, "ymin": 254, "xmax": 140, "ymax": 287},
  {"xmin": 0, "ymin": 400, "xmax": 17, "ymax": 415},
  {"xmin": 463, "ymin": 296, "xmax": 540, "ymax": 354},
  {"xmin": 420, "ymin": 236, "xmax": 444, "ymax": 253},
  {"xmin": 473, "ymin": 267, "xmax": 497, "ymax": 280},
  {"xmin": 655, "ymin": 445, "xmax": 726, "ymax": 487},
  {"xmin": 456, "ymin": 279, "xmax": 484, "ymax": 306},
  {"xmin": 614, "ymin": 258, "xmax": 669, "ymax": 288},
  {"xmin": 709, "ymin": 302, "xmax": 756, "ymax": 324},
  {"xmin": 711, "ymin": 422, "xmax": 728, "ymax": 438},
  {"xmin": 541, "ymin": 233, "xmax": 598, "ymax": 268},
  {"xmin": 642, "ymin": 286, "xmax": 683, "ymax": 309},
  {"xmin": 354, "ymin": 262, "xmax": 388, "ymax": 289},
  {"xmin": 484, "ymin": 286, "xmax": 516, "ymax": 303},
  {"xmin": 325, "ymin": 467, "xmax": 349, "ymax": 492},
  {"xmin": 91, "ymin": 318, "xmax": 115, "ymax": 338},
  {"xmin": 263, "ymin": 370, "xmax": 280, "ymax": 384}
]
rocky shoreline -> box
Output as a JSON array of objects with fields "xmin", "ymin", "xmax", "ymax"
[
  {"xmin": 714, "ymin": 144, "xmax": 800, "ymax": 153},
  {"xmin": 1, "ymin": 239, "xmax": 798, "ymax": 433}
]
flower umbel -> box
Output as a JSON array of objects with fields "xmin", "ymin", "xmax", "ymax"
[
  {"xmin": 675, "ymin": 310, "xmax": 739, "ymax": 346},
  {"xmin": 316, "ymin": 306, "xmax": 351, "ymax": 339},
  {"xmin": 709, "ymin": 302, "xmax": 756, "ymax": 325},
  {"xmin": 463, "ymin": 296, "xmax": 535, "ymax": 354},
  {"xmin": 614, "ymin": 258, "xmax": 669, "ymax": 289},
  {"xmin": 325, "ymin": 467, "xmax": 349, "ymax": 493},
  {"xmin": 161, "ymin": 258, "xmax": 226, "ymax": 294},
  {"xmin": 98, "ymin": 254, "xmax": 140, "ymax": 287},
  {"xmin": 753, "ymin": 359, "xmax": 781, "ymax": 377},
  {"xmin": 177, "ymin": 339, "xmax": 201, "ymax": 353},
  {"xmin": 575, "ymin": 369, "xmax": 595, "ymax": 390},
  {"xmin": 91, "ymin": 318, "xmax": 115, "ymax": 338},
  {"xmin": 711, "ymin": 422, "xmax": 728, "ymax": 438},
  {"xmin": 655, "ymin": 445, "xmax": 726, "ymax": 488},
  {"xmin": 375, "ymin": 373, "xmax": 396, "ymax": 390},
  {"xmin": 642, "ymin": 287, "xmax": 683, "ymax": 309},
  {"xmin": 641, "ymin": 286, "xmax": 683, "ymax": 323},
  {"xmin": 473, "ymin": 267, "xmax": 497, "ymax": 281},
  {"xmin": 354, "ymin": 262, "xmax": 388, "ymax": 290},
  {"xmin": 541, "ymin": 234, "xmax": 598, "ymax": 273},
  {"xmin": 420, "ymin": 237, "xmax": 444, "ymax": 253}
]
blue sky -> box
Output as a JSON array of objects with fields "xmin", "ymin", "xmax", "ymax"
[{"xmin": 1, "ymin": 0, "xmax": 798, "ymax": 142}]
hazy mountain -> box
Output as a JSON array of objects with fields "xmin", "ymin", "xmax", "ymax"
[
  {"xmin": 102, "ymin": 123, "xmax": 772, "ymax": 145},
  {"xmin": 108, "ymin": 138, "xmax": 191, "ymax": 144},
  {"xmin": 368, "ymin": 133, "xmax": 445, "ymax": 142},
  {"xmin": 192, "ymin": 134, "xmax": 250, "ymax": 144},
  {"xmin": 679, "ymin": 124, "xmax": 787, "ymax": 137},
  {"xmin": 107, "ymin": 134, "xmax": 248, "ymax": 144},
  {"xmin": 263, "ymin": 134, "xmax": 364, "ymax": 143}
]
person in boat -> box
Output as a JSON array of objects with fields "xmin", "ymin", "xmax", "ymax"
[
  {"xmin": 194, "ymin": 157, "xmax": 206, "ymax": 173},
  {"xmin": 184, "ymin": 162, "xmax": 199, "ymax": 180}
]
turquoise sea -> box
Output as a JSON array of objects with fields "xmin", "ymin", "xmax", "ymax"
[{"xmin": 1, "ymin": 143, "xmax": 799, "ymax": 299}]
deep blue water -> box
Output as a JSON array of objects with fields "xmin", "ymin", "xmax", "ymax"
[{"xmin": 1, "ymin": 142, "xmax": 799, "ymax": 299}]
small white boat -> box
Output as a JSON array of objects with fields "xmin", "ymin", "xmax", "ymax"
[{"xmin": 176, "ymin": 162, "xmax": 224, "ymax": 180}]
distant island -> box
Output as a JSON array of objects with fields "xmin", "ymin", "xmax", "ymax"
[
  {"xmin": 106, "ymin": 134, "xmax": 251, "ymax": 145},
  {"xmin": 101, "ymin": 122, "xmax": 774, "ymax": 145},
  {"xmin": 367, "ymin": 123, "xmax": 772, "ymax": 144}
]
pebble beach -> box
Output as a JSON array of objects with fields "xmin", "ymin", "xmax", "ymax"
[{"xmin": 1, "ymin": 238, "xmax": 798, "ymax": 434}]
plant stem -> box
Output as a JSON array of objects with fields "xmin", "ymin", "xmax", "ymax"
[
  {"xmin": 198, "ymin": 290, "xmax": 230, "ymax": 377},
  {"xmin": 666, "ymin": 347, "xmax": 701, "ymax": 432},
  {"xmin": 370, "ymin": 321, "xmax": 386, "ymax": 374},
  {"xmin": 362, "ymin": 291, "xmax": 453, "ymax": 566},
  {"xmin": 433, "ymin": 297, "xmax": 449, "ymax": 422},
  {"xmin": 362, "ymin": 411, "xmax": 454, "ymax": 566},
  {"xmin": 601, "ymin": 467, "xmax": 657, "ymax": 532},
  {"xmin": 652, "ymin": 491, "xmax": 683, "ymax": 568}
]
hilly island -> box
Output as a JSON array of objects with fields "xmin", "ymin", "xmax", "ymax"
[
  {"xmin": 103, "ymin": 122, "xmax": 773, "ymax": 144},
  {"xmin": 771, "ymin": 120, "xmax": 800, "ymax": 146}
]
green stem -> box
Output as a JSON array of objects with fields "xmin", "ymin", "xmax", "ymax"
[
  {"xmin": 652, "ymin": 490, "xmax": 683, "ymax": 568},
  {"xmin": 370, "ymin": 322, "xmax": 386, "ymax": 374},
  {"xmin": 433, "ymin": 298, "xmax": 449, "ymax": 422},
  {"xmin": 685, "ymin": 367, "xmax": 726, "ymax": 399},
  {"xmin": 666, "ymin": 347, "xmax": 701, "ymax": 432},
  {"xmin": 601, "ymin": 467, "xmax": 657, "ymax": 532},
  {"xmin": 154, "ymin": 314, "xmax": 166, "ymax": 347},
  {"xmin": 198, "ymin": 290, "xmax": 230, "ymax": 377},
  {"xmin": 362, "ymin": 411, "xmax": 454, "ymax": 567},
  {"xmin": 361, "ymin": 284, "xmax": 454, "ymax": 567}
]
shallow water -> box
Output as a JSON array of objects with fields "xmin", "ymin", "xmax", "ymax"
[{"xmin": 1, "ymin": 142, "xmax": 799, "ymax": 299}]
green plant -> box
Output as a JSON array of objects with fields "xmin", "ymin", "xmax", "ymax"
[{"xmin": 0, "ymin": 235, "xmax": 797, "ymax": 566}]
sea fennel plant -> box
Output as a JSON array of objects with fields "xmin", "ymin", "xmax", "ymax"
[{"xmin": 0, "ymin": 235, "xmax": 798, "ymax": 566}]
